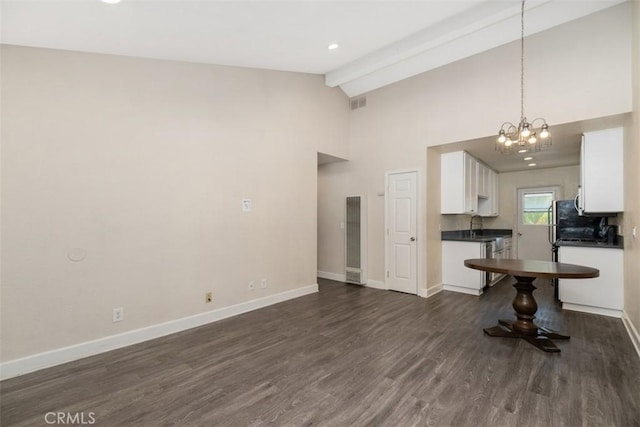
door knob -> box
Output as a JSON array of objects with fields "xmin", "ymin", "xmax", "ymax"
[
  {"xmin": 518, "ymin": 232, "xmax": 523, "ymax": 236},
  {"xmin": 410, "ymin": 237, "xmax": 416, "ymax": 241}
]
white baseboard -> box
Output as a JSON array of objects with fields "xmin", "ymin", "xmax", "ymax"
[
  {"xmin": 366, "ymin": 279, "xmax": 386, "ymax": 290},
  {"xmin": 442, "ymin": 284, "xmax": 482, "ymax": 296},
  {"xmin": 561, "ymin": 303, "xmax": 622, "ymax": 318},
  {"xmin": 0, "ymin": 284, "xmax": 319, "ymax": 381},
  {"xmin": 418, "ymin": 288, "xmax": 429, "ymax": 298},
  {"xmin": 622, "ymin": 310, "xmax": 640, "ymax": 359},
  {"xmin": 425, "ymin": 283, "xmax": 443, "ymax": 298},
  {"xmin": 317, "ymin": 271, "xmax": 387, "ymax": 290},
  {"xmin": 317, "ymin": 271, "xmax": 346, "ymax": 283}
]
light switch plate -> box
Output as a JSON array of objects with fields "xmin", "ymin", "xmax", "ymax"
[{"xmin": 242, "ymin": 199, "xmax": 252, "ymax": 212}]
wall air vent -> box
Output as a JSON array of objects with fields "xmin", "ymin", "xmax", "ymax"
[
  {"xmin": 345, "ymin": 195, "xmax": 367, "ymax": 285},
  {"xmin": 350, "ymin": 96, "xmax": 367, "ymax": 110}
]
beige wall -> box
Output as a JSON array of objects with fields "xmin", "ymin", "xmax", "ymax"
[
  {"xmin": 318, "ymin": 4, "xmax": 632, "ymax": 291},
  {"xmin": 317, "ymin": 160, "xmax": 349, "ymax": 276},
  {"xmin": 492, "ymin": 166, "xmax": 580, "ymax": 229},
  {"xmin": 0, "ymin": 45, "xmax": 349, "ymax": 361},
  {"xmin": 623, "ymin": 1, "xmax": 640, "ymax": 349},
  {"xmin": 426, "ymin": 148, "xmax": 442, "ymax": 293}
]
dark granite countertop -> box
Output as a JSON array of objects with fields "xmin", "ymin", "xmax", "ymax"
[
  {"xmin": 442, "ymin": 229, "xmax": 623, "ymax": 249},
  {"xmin": 441, "ymin": 229, "xmax": 512, "ymax": 243},
  {"xmin": 555, "ymin": 238, "xmax": 624, "ymax": 250}
]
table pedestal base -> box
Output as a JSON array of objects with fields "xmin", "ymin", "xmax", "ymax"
[{"xmin": 483, "ymin": 275, "xmax": 569, "ymax": 353}]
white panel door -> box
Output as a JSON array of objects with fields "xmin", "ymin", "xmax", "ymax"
[
  {"xmin": 386, "ymin": 171, "xmax": 417, "ymax": 294},
  {"xmin": 516, "ymin": 187, "xmax": 558, "ymax": 260}
]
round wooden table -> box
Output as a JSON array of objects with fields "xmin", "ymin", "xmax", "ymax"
[{"xmin": 464, "ymin": 258, "xmax": 599, "ymax": 353}]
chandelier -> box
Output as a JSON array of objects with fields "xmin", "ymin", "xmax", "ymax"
[{"xmin": 496, "ymin": 0, "xmax": 551, "ymax": 154}]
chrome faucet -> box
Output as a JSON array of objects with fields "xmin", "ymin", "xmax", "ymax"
[{"xmin": 470, "ymin": 215, "xmax": 483, "ymax": 238}]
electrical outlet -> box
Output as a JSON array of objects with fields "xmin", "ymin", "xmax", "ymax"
[
  {"xmin": 260, "ymin": 279, "xmax": 267, "ymax": 289},
  {"xmin": 205, "ymin": 292, "xmax": 212, "ymax": 303},
  {"xmin": 113, "ymin": 307, "xmax": 124, "ymax": 322},
  {"xmin": 249, "ymin": 281, "xmax": 255, "ymax": 291}
]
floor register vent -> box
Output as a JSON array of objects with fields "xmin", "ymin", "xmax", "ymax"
[{"xmin": 345, "ymin": 195, "xmax": 367, "ymax": 285}]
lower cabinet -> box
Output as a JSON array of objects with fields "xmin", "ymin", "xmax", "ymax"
[
  {"xmin": 442, "ymin": 241, "xmax": 487, "ymax": 295},
  {"xmin": 558, "ymin": 246, "xmax": 623, "ymax": 317}
]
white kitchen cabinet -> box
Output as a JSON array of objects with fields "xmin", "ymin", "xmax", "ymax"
[
  {"xmin": 441, "ymin": 151, "xmax": 477, "ymax": 214},
  {"xmin": 558, "ymin": 246, "xmax": 623, "ymax": 317},
  {"xmin": 490, "ymin": 170, "xmax": 499, "ymax": 216},
  {"xmin": 479, "ymin": 169, "xmax": 499, "ymax": 217},
  {"xmin": 464, "ymin": 153, "xmax": 478, "ymax": 214},
  {"xmin": 441, "ymin": 151, "xmax": 498, "ymax": 216},
  {"xmin": 579, "ymin": 127, "xmax": 624, "ymax": 214},
  {"xmin": 442, "ymin": 241, "xmax": 487, "ymax": 295},
  {"xmin": 477, "ymin": 163, "xmax": 489, "ymax": 198}
]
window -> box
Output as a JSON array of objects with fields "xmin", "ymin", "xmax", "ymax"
[{"xmin": 522, "ymin": 192, "xmax": 553, "ymax": 225}]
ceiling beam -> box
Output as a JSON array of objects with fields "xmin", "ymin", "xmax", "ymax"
[{"xmin": 326, "ymin": 0, "xmax": 626, "ymax": 97}]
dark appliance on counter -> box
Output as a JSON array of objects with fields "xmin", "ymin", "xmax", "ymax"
[
  {"xmin": 549, "ymin": 200, "xmax": 615, "ymax": 244},
  {"xmin": 548, "ymin": 199, "xmax": 617, "ymax": 298},
  {"xmin": 549, "ymin": 200, "xmax": 616, "ymax": 245}
]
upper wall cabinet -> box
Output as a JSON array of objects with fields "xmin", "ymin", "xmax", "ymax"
[
  {"xmin": 441, "ymin": 151, "xmax": 473, "ymax": 214},
  {"xmin": 441, "ymin": 151, "xmax": 498, "ymax": 216},
  {"xmin": 477, "ymin": 163, "xmax": 490, "ymax": 198},
  {"xmin": 463, "ymin": 152, "xmax": 478, "ymax": 214},
  {"xmin": 578, "ymin": 127, "xmax": 624, "ymax": 214},
  {"xmin": 479, "ymin": 168, "xmax": 499, "ymax": 217}
]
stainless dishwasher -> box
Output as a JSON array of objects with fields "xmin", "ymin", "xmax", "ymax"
[{"xmin": 487, "ymin": 237, "xmax": 507, "ymax": 285}]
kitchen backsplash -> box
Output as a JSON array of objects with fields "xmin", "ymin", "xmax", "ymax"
[
  {"xmin": 440, "ymin": 214, "xmax": 511, "ymax": 231},
  {"xmin": 441, "ymin": 212, "xmax": 622, "ymax": 234}
]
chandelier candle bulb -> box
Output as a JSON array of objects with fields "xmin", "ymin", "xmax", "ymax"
[{"xmin": 540, "ymin": 125, "xmax": 550, "ymax": 139}]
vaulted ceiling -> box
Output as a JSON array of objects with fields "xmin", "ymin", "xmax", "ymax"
[
  {"xmin": 2, "ymin": 1, "xmax": 629, "ymax": 172},
  {"xmin": 1, "ymin": 0, "xmax": 625, "ymax": 97}
]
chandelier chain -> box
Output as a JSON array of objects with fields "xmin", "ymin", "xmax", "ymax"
[
  {"xmin": 495, "ymin": 0, "xmax": 551, "ymax": 155},
  {"xmin": 520, "ymin": 0, "xmax": 525, "ymax": 122}
]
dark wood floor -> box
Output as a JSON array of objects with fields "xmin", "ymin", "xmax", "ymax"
[{"xmin": 2, "ymin": 277, "xmax": 639, "ymax": 426}]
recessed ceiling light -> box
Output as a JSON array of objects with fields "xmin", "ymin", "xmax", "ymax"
[
  {"xmin": 101, "ymin": 0, "xmax": 121, "ymax": 3},
  {"xmin": 518, "ymin": 149, "xmax": 527, "ymax": 153},
  {"xmin": 524, "ymin": 157, "xmax": 533, "ymax": 161},
  {"xmin": 327, "ymin": 43, "xmax": 340, "ymax": 50},
  {"xmin": 528, "ymin": 163, "xmax": 537, "ymax": 167}
]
